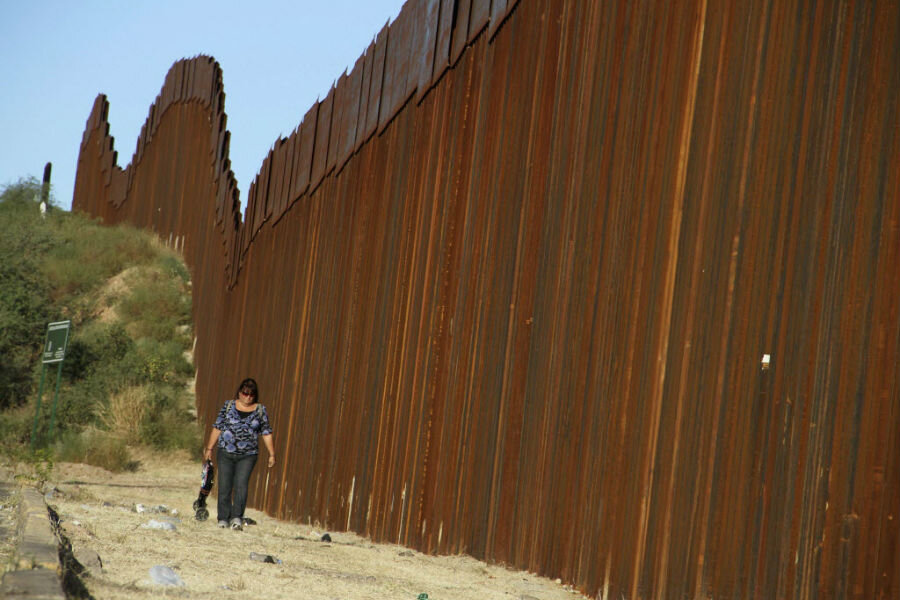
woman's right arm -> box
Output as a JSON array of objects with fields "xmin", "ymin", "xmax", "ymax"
[
  {"xmin": 204, "ymin": 402, "xmax": 230, "ymax": 460},
  {"xmin": 203, "ymin": 428, "xmax": 221, "ymax": 461}
]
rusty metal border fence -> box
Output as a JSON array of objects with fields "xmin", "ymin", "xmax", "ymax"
[{"xmin": 72, "ymin": 0, "xmax": 899, "ymax": 598}]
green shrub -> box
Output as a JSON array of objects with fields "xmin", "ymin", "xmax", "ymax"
[
  {"xmin": 0, "ymin": 405, "xmax": 33, "ymax": 452},
  {"xmin": 140, "ymin": 387, "xmax": 200, "ymax": 453},
  {"xmin": 0, "ymin": 182, "xmax": 54, "ymax": 410},
  {"xmin": 62, "ymin": 322, "xmax": 134, "ymax": 381},
  {"xmin": 133, "ymin": 338, "xmax": 191, "ymax": 384},
  {"xmin": 118, "ymin": 268, "xmax": 192, "ymax": 344},
  {"xmin": 157, "ymin": 252, "xmax": 191, "ymax": 284},
  {"xmin": 54, "ymin": 428, "xmax": 138, "ymax": 472},
  {"xmin": 51, "ymin": 378, "xmax": 106, "ymax": 433}
]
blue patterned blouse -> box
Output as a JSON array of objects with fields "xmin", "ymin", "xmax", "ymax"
[{"xmin": 213, "ymin": 400, "xmax": 273, "ymax": 455}]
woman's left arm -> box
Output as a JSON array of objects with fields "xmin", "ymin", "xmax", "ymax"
[{"xmin": 262, "ymin": 434, "xmax": 275, "ymax": 468}]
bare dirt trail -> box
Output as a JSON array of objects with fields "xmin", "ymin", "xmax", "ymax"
[{"xmin": 46, "ymin": 449, "xmax": 589, "ymax": 600}]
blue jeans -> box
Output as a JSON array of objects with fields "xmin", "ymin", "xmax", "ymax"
[{"xmin": 216, "ymin": 449, "xmax": 258, "ymax": 522}]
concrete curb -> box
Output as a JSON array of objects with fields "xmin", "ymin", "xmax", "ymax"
[{"xmin": 0, "ymin": 468, "xmax": 65, "ymax": 599}]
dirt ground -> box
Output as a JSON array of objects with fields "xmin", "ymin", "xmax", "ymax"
[
  {"xmin": 45, "ymin": 448, "xmax": 590, "ymax": 600},
  {"xmin": 0, "ymin": 480, "xmax": 19, "ymax": 571}
]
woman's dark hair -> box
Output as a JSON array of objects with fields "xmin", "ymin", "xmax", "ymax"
[{"xmin": 235, "ymin": 377, "xmax": 259, "ymax": 402}]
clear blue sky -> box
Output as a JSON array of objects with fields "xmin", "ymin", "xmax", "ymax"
[{"xmin": 0, "ymin": 1, "xmax": 406, "ymax": 211}]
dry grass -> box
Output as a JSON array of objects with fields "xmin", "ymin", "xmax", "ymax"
[
  {"xmin": 99, "ymin": 386, "xmax": 148, "ymax": 444},
  {"xmin": 46, "ymin": 448, "xmax": 588, "ymax": 600},
  {"xmin": 0, "ymin": 483, "xmax": 19, "ymax": 575}
]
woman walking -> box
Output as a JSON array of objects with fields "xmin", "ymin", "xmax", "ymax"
[{"xmin": 203, "ymin": 377, "xmax": 275, "ymax": 530}]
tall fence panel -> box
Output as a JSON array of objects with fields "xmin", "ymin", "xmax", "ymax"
[{"xmin": 73, "ymin": 0, "xmax": 900, "ymax": 598}]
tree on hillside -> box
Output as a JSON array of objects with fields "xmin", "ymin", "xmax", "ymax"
[{"xmin": 0, "ymin": 180, "xmax": 54, "ymax": 409}]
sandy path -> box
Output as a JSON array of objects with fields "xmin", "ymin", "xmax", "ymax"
[{"xmin": 47, "ymin": 449, "xmax": 588, "ymax": 600}]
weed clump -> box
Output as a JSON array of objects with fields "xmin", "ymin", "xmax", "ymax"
[{"xmin": 55, "ymin": 428, "xmax": 139, "ymax": 473}]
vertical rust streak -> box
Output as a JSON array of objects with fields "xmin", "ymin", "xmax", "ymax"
[
  {"xmin": 630, "ymin": 0, "xmax": 707, "ymax": 597},
  {"xmin": 660, "ymin": 1, "xmax": 731, "ymax": 594}
]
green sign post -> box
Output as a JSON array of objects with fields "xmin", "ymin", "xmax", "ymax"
[{"xmin": 31, "ymin": 320, "xmax": 71, "ymax": 449}]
